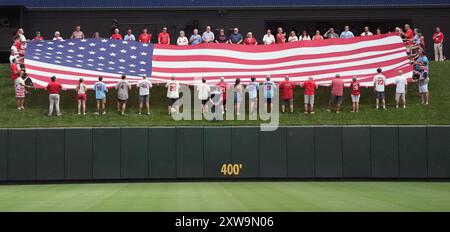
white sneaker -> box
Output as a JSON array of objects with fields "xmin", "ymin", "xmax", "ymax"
[
  {"xmin": 403, "ymin": 105, "xmax": 406, "ymax": 109},
  {"xmin": 102, "ymin": 112, "xmax": 106, "ymax": 115}
]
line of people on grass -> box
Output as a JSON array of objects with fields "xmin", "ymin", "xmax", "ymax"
[{"xmin": 12, "ymin": 67, "xmax": 430, "ymax": 117}]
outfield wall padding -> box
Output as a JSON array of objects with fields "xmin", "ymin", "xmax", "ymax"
[
  {"xmin": 0, "ymin": 130, "xmax": 7, "ymax": 181},
  {"xmin": 36, "ymin": 129, "xmax": 65, "ymax": 180},
  {"xmin": 1, "ymin": 126, "xmax": 450, "ymax": 181}
]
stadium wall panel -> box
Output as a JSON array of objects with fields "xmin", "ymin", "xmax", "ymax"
[
  {"xmin": 7, "ymin": 129, "xmax": 37, "ymax": 181},
  {"xmin": 342, "ymin": 127, "xmax": 371, "ymax": 178},
  {"xmin": 121, "ymin": 128, "xmax": 148, "ymax": 179},
  {"xmin": 286, "ymin": 127, "xmax": 315, "ymax": 178},
  {"xmin": 427, "ymin": 127, "xmax": 450, "ymax": 178},
  {"xmin": 149, "ymin": 128, "xmax": 176, "ymax": 178},
  {"xmin": 36, "ymin": 129, "xmax": 65, "ymax": 180},
  {"xmin": 1, "ymin": 126, "xmax": 450, "ymax": 182},
  {"xmin": 176, "ymin": 127, "xmax": 204, "ymax": 178},
  {"xmin": 260, "ymin": 128, "xmax": 287, "ymax": 178},
  {"xmin": 64, "ymin": 129, "xmax": 93, "ymax": 180},
  {"xmin": 314, "ymin": 127, "xmax": 343, "ymax": 178},
  {"xmin": 204, "ymin": 127, "xmax": 232, "ymax": 178},
  {"xmin": 371, "ymin": 127, "xmax": 399, "ymax": 178},
  {"xmin": 0, "ymin": 130, "xmax": 7, "ymax": 181},
  {"xmin": 231, "ymin": 127, "xmax": 260, "ymax": 178},
  {"xmin": 93, "ymin": 128, "xmax": 121, "ymax": 179},
  {"xmin": 398, "ymin": 127, "xmax": 428, "ymax": 178}
]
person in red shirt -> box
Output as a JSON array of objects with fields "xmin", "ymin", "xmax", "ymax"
[
  {"xmin": 276, "ymin": 27, "xmax": 286, "ymax": 43},
  {"xmin": 402, "ymin": 24, "xmax": 414, "ymax": 46},
  {"xmin": 33, "ymin": 31, "xmax": 44, "ymax": 41},
  {"xmin": 110, "ymin": 28, "xmax": 123, "ymax": 40},
  {"xmin": 46, "ymin": 76, "xmax": 63, "ymax": 116},
  {"xmin": 350, "ymin": 77, "xmax": 361, "ymax": 113},
  {"xmin": 279, "ymin": 76, "xmax": 295, "ymax": 113},
  {"xmin": 10, "ymin": 58, "xmax": 22, "ymax": 81},
  {"xmin": 312, "ymin": 30, "xmax": 324, "ymax": 40},
  {"xmin": 327, "ymin": 74, "xmax": 344, "ymax": 114},
  {"xmin": 158, "ymin": 27, "xmax": 171, "ymax": 45},
  {"xmin": 301, "ymin": 76, "xmax": 318, "ymax": 114},
  {"xmin": 216, "ymin": 77, "xmax": 228, "ymax": 113},
  {"xmin": 244, "ymin": 32, "xmax": 257, "ymax": 45},
  {"xmin": 139, "ymin": 28, "xmax": 152, "ymax": 43},
  {"xmin": 433, "ymin": 27, "xmax": 445, "ymax": 61}
]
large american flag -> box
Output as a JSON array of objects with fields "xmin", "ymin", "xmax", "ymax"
[{"xmin": 25, "ymin": 33, "xmax": 412, "ymax": 89}]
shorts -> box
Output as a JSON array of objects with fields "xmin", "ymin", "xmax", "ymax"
[
  {"xmin": 249, "ymin": 97, "xmax": 257, "ymax": 104},
  {"xmin": 265, "ymin": 98, "xmax": 272, "ymax": 104},
  {"xmin": 330, "ymin": 95, "xmax": 342, "ymax": 104},
  {"xmin": 201, "ymin": 99, "xmax": 209, "ymax": 105},
  {"xmin": 15, "ymin": 89, "xmax": 25, "ymax": 99},
  {"xmin": 375, "ymin": 91, "xmax": 385, "ymax": 100},
  {"xmin": 234, "ymin": 93, "xmax": 242, "ymax": 103},
  {"xmin": 77, "ymin": 93, "xmax": 87, "ymax": 101},
  {"xmin": 167, "ymin": 97, "xmax": 178, "ymax": 106},
  {"xmin": 351, "ymin": 94, "xmax": 360, "ymax": 103},
  {"xmin": 283, "ymin": 98, "xmax": 293, "ymax": 106},
  {"xmin": 139, "ymin": 95, "xmax": 150, "ymax": 104},
  {"xmin": 395, "ymin": 93, "xmax": 406, "ymax": 102},
  {"xmin": 304, "ymin": 95, "xmax": 315, "ymax": 105},
  {"xmin": 419, "ymin": 85, "xmax": 428, "ymax": 93},
  {"xmin": 117, "ymin": 98, "xmax": 128, "ymax": 104},
  {"xmin": 96, "ymin": 98, "xmax": 106, "ymax": 103}
]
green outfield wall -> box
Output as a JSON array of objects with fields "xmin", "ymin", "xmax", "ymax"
[{"xmin": 0, "ymin": 126, "xmax": 449, "ymax": 182}]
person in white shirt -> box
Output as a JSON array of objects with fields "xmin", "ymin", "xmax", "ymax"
[
  {"xmin": 299, "ymin": 30, "xmax": 311, "ymax": 41},
  {"xmin": 9, "ymin": 48, "xmax": 19, "ymax": 64},
  {"xmin": 394, "ymin": 70, "xmax": 408, "ymax": 109},
  {"xmin": 288, "ymin": 31, "xmax": 298, "ymax": 42},
  {"xmin": 202, "ymin": 26, "xmax": 215, "ymax": 43},
  {"xmin": 137, "ymin": 75, "xmax": 153, "ymax": 115},
  {"xmin": 177, "ymin": 30, "xmax": 189, "ymax": 46},
  {"xmin": 76, "ymin": 78, "xmax": 88, "ymax": 115},
  {"xmin": 17, "ymin": 28, "xmax": 26, "ymax": 42},
  {"xmin": 361, "ymin": 26, "xmax": 374, "ymax": 36},
  {"xmin": 373, "ymin": 68, "xmax": 387, "ymax": 110},
  {"xmin": 263, "ymin": 29, "xmax": 276, "ymax": 45},
  {"xmin": 53, "ymin": 31, "xmax": 64, "ymax": 41},
  {"xmin": 197, "ymin": 78, "xmax": 211, "ymax": 114},
  {"xmin": 166, "ymin": 76, "xmax": 181, "ymax": 114},
  {"xmin": 124, "ymin": 29, "xmax": 136, "ymax": 41}
]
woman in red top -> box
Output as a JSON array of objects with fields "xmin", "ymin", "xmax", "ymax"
[
  {"xmin": 312, "ymin": 30, "xmax": 324, "ymax": 40},
  {"xmin": 244, "ymin": 32, "xmax": 257, "ymax": 45},
  {"xmin": 350, "ymin": 77, "xmax": 361, "ymax": 113},
  {"xmin": 139, "ymin": 28, "xmax": 152, "ymax": 43}
]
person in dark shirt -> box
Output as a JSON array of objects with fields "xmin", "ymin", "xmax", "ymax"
[{"xmin": 215, "ymin": 28, "xmax": 229, "ymax": 43}]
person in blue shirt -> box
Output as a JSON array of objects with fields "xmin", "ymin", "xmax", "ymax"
[
  {"xmin": 263, "ymin": 75, "xmax": 276, "ymax": 113},
  {"xmin": 229, "ymin": 27, "xmax": 243, "ymax": 44},
  {"xmin": 124, "ymin": 29, "xmax": 136, "ymax": 41},
  {"xmin": 246, "ymin": 77, "xmax": 260, "ymax": 114},
  {"xmin": 189, "ymin": 29, "xmax": 203, "ymax": 45},
  {"xmin": 93, "ymin": 76, "xmax": 108, "ymax": 115},
  {"xmin": 340, "ymin": 26, "xmax": 354, "ymax": 39},
  {"xmin": 415, "ymin": 50, "xmax": 429, "ymax": 72}
]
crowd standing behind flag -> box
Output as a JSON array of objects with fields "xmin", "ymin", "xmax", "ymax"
[{"xmin": 6, "ymin": 23, "xmax": 442, "ymax": 116}]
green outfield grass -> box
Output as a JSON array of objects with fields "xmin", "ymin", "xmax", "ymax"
[
  {"xmin": 0, "ymin": 182, "xmax": 449, "ymax": 211},
  {"xmin": 1, "ymin": 62, "xmax": 450, "ymax": 127}
]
